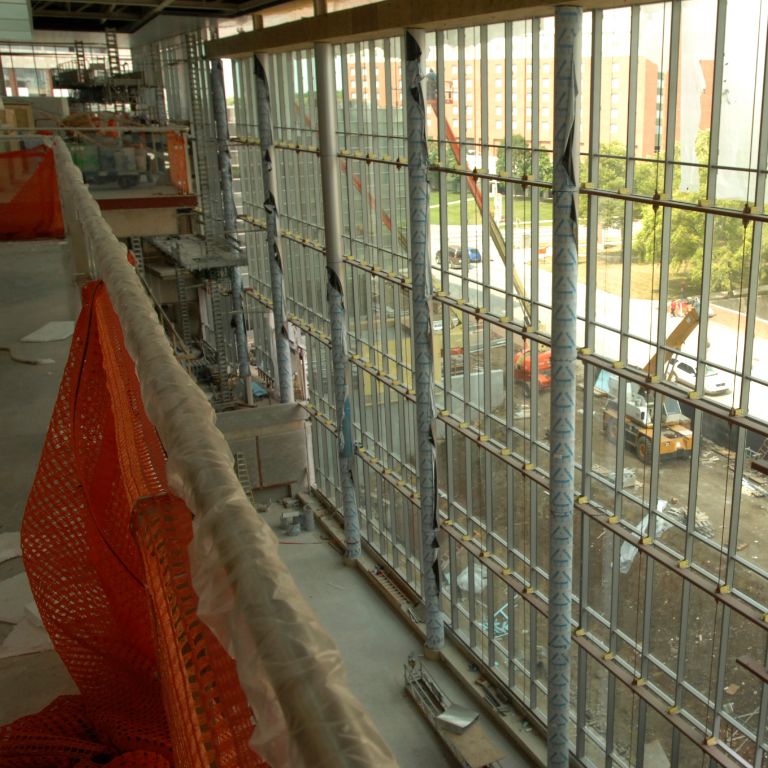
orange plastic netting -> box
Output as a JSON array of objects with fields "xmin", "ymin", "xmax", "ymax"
[
  {"xmin": 0, "ymin": 281, "xmax": 267, "ymax": 768},
  {"xmin": 0, "ymin": 145, "xmax": 64, "ymax": 240}
]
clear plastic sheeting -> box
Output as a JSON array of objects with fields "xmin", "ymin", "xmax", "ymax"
[{"xmin": 52, "ymin": 137, "xmax": 398, "ymax": 768}]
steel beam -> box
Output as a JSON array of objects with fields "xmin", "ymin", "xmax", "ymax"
[
  {"xmin": 314, "ymin": 42, "xmax": 362, "ymax": 560},
  {"xmin": 548, "ymin": 6, "xmax": 581, "ymax": 767},
  {"xmin": 211, "ymin": 57, "xmax": 253, "ymax": 404},
  {"xmin": 205, "ymin": 0, "xmax": 664, "ymax": 58},
  {"xmin": 405, "ymin": 28, "xmax": 443, "ymax": 655},
  {"xmin": 254, "ymin": 53, "xmax": 294, "ymax": 404}
]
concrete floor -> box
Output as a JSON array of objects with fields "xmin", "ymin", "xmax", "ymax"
[
  {"xmin": 0, "ymin": 237, "xmax": 535, "ymax": 766},
  {"xmin": 0, "ymin": 239, "xmax": 79, "ymax": 724},
  {"xmin": 265, "ymin": 504, "xmax": 535, "ymax": 767}
]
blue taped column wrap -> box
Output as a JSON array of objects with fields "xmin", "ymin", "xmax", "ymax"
[
  {"xmin": 405, "ymin": 29, "xmax": 443, "ymax": 652},
  {"xmin": 315, "ymin": 42, "xmax": 361, "ymax": 559},
  {"xmin": 549, "ymin": 7, "xmax": 582, "ymax": 767},
  {"xmin": 211, "ymin": 58, "xmax": 252, "ymax": 388},
  {"xmin": 255, "ymin": 54, "xmax": 294, "ymax": 404}
]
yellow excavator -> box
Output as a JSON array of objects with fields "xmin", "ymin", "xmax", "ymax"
[{"xmin": 602, "ymin": 309, "xmax": 699, "ymax": 462}]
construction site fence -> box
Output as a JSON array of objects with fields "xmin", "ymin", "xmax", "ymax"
[
  {"xmin": 0, "ymin": 135, "xmax": 396, "ymax": 768},
  {"xmin": 0, "ymin": 142, "xmax": 64, "ymax": 239}
]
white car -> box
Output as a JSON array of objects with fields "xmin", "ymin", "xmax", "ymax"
[{"xmin": 666, "ymin": 357, "xmax": 732, "ymax": 396}]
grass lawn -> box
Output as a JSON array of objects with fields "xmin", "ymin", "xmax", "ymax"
[
  {"xmin": 429, "ymin": 190, "xmax": 554, "ymax": 226},
  {"xmin": 539, "ymin": 256, "xmax": 689, "ymax": 300}
]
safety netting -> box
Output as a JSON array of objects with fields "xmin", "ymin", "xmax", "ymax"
[
  {"xmin": 0, "ymin": 145, "xmax": 64, "ymax": 240},
  {"xmin": 0, "ymin": 280, "xmax": 266, "ymax": 768}
]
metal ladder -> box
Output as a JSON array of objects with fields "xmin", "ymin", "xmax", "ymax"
[
  {"xmin": 105, "ymin": 30, "xmax": 121, "ymax": 77},
  {"xmin": 175, "ymin": 267, "xmax": 193, "ymax": 347},
  {"xmin": 129, "ymin": 236, "xmax": 145, "ymax": 277},
  {"xmin": 151, "ymin": 42, "xmax": 167, "ymax": 124},
  {"xmin": 234, "ymin": 452, "xmax": 256, "ymax": 505},
  {"xmin": 74, "ymin": 41, "xmax": 87, "ymax": 85},
  {"xmin": 185, "ymin": 30, "xmax": 215, "ymax": 244},
  {"xmin": 208, "ymin": 276, "xmax": 232, "ymax": 404}
]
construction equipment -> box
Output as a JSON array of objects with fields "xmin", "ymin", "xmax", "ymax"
[
  {"xmin": 644, "ymin": 308, "xmax": 699, "ymax": 376},
  {"xmin": 403, "ymin": 656, "xmax": 505, "ymax": 768},
  {"xmin": 512, "ymin": 343, "xmax": 552, "ymax": 395},
  {"xmin": 602, "ymin": 388, "xmax": 693, "ymax": 462},
  {"xmin": 425, "ymin": 90, "xmax": 532, "ymax": 327},
  {"xmin": 602, "ymin": 308, "xmax": 700, "ymax": 462},
  {"xmin": 426, "ymin": 87, "xmax": 554, "ymax": 394}
]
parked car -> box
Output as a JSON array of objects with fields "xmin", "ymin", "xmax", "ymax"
[
  {"xmin": 666, "ymin": 356, "xmax": 732, "ymax": 395},
  {"xmin": 434, "ymin": 245, "xmax": 482, "ymax": 269}
]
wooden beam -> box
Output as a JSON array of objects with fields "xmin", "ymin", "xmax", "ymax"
[
  {"xmin": 35, "ymin": 0, "xmax": 237, "ymax": 8},
  {"xmin": 36, "ymin": 7, "xmax": 139, "ymax": 18},
  {"xmin": 205, "ymin": 0, "xmax": 661, "ymax": 58}
]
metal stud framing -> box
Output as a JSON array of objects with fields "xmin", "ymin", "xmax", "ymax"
[{"xmin": 157, "ymin": 4, "xmax": 768, "ymax": 764}]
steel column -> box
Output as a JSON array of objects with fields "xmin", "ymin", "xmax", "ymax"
[
  {"xmin": 404, "ymin": 28, "xmax": 443, "ymax": 654},
  {"xmin": 314, "ymin": 42, "xmax": 361, "ymax": 560},
  {"xmin": 548, "ymin": 7, "xmax": 581, "ymax": 766},
  {"xmin": 254, "ymin": 53, "xmax": 294, "ymax": 403},
  {"xmin": 211, "ymin": 57, "xmax": 253, "ymax": 404}
]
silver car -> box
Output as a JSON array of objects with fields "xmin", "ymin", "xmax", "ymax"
[{"xmin": 666, "ymin": 357, "xmax": 732, "ymax": 396}]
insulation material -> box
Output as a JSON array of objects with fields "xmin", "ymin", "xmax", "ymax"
[{"xmin": 48, "ymin": 137, "xmax": 396, "ymax": 768}]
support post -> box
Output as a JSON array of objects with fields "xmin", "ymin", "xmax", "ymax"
[
  {"xmin": 404, "ymin": 28, "xmax": 443, "ymax": 655},
  {"xmin": 254, "ymin": 53, "xmax": 294, "ymax": 404},
  {"xmin": 211, "ymin": 58, "xmax": 253, "ymax": 404},
  {"xmin": 315, "ymin": 42, "xmax": 361, "ymax": 560},
  {"xmin": 549, "ymin": 6, "xmax": 582, "ymax": 767}
]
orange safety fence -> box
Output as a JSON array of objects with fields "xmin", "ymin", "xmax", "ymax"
[
  {"xmin": 0, "ymin": 280, "xmax": 267, "ymax": 768},
  {"xmin": 0, "ymin": 145, "xmax": 64, "ymax": 240},
  {"xmin": 166, "ymin": 132, "xmax": 189, "ymax": 194}
]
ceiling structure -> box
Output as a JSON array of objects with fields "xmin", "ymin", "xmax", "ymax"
[{"xmin": 29, "ymin": 0, "xmax": 285, "ymax": 33}]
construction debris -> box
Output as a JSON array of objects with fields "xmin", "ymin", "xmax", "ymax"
[
  {"xmin": 0, "ymin": 532, "xmax": 21, "ymax": 564},
  {"xmin": 20, "ymin": 321, "xmax": 75, "ymax": 343}
]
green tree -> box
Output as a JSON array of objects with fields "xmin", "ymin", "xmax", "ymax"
[
  {"xmin": 496, "ymin": 134, "xmax": 532, "ymax": 179},
  {"xmin": 579, "ymin": 142, "xmax": 658, "ymax": 229},
  {"xmin": 632, "ymin": 130, "xmax": 767, "ymax": 293},
  {"xmin": 495, "ymin": 135, "xmax": 553, "ymax": 190}
]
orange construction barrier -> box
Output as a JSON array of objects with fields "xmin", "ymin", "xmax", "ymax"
[
  {"xmin": 0, "ymin": 281, "xmax": 267, "ymax": 768},
  {"xmin": 0, "ymin": 145, "xmax": 64, "ymax": 240},
  {"xmin": 166, "ymin": 132, "xmax": 189, "ymax": 194}
]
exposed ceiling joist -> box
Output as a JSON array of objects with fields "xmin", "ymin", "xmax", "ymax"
[
  {"xmin": 32, "ymin": 0, "xmax": 238, "ymax": 9},
  {"xmin": 35, "ymin": 7, "xmax": 139, "ymax": 20}
]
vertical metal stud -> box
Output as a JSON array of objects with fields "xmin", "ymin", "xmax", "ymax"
[
  {"xmin": 549, "ymin": 7, "xmax": 582, "ymax": 767},
  {"xmin": 315, "ymin": 42, "xmax": 362, "ymax": 560},
  {"xmin": 254, "ymin": 53, "xmax": 294, "ymax": 404},
  {"xmin": 405, "ymin": 28, "xmax": 444, "ymax": 655},
  {"xmin": 211, "ymin": 57, "xmax": 253, "ymax": 404}
]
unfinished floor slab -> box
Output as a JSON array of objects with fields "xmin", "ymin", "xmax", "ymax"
[
  {"xmin": 263, "ymin": 504, "xmax": 536, "ymax": 768},
  {"xmin": 0, "ymin": 239, "xmax": 79, "ymax": 726}
]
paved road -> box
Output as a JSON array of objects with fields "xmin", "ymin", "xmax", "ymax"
[{"xmin": 431, "ymin": 222, "xmax": 768, "ymax": 417}]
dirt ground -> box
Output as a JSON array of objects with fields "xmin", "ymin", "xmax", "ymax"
[{"xmin": 435, "ymin": 370, "xmax": 767, "ymax": 764}]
